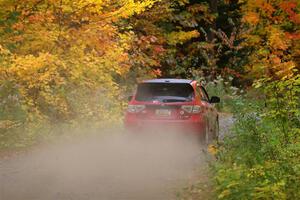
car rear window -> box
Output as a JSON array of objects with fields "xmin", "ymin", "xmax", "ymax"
[{"xmin": 135, "ymin": 83, "xmax": 195, "ymax": 102}]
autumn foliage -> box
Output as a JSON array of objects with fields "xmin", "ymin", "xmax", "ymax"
[
  {"xmin": 0, "ymin": 0, "xmax": 159, "ymax": 147},
  {"xmin": 214, "ymin": 1, "xmax": 300, "ymax": 200},
  {"xmin": 0, "ymin": 0, "xmax": 299, "ymax": 198}
]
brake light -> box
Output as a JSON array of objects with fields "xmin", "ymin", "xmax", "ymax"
[
  {"xmin": 181, "ymin": 105, "xmax": 202, "ymax": 114},
  {"xmin": 181, "ymin": 105, "xmax": 193, "ymax": 113},
  {"xmin": 127, "ymin": 105, "xmax": 146, "ymax": 113},
  {"xmin": 192, "ymin": 105, "xmax": 201, "ymax": 113}
]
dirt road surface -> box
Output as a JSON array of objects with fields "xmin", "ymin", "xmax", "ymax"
[{"xmin": 0, "ymin": 114, "xmax": 233, "ymax": 200}]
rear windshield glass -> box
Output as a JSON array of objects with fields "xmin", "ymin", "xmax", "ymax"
[{"xmin": 135, "ymin": 83, "xmax": 194, "ymax": 102}]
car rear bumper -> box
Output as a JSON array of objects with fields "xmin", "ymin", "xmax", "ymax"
[{"xmin": 124, "ymin": 114, "xmax": 206, "ymax": 134}]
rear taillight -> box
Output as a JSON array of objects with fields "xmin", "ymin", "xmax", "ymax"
[
  {"xmin": 127, "ymin": 105, "xmax": 146, "ymax": 113},
  {"xmin": 181, "ymin": 105, "xmax": 202, "ymax": 114}
]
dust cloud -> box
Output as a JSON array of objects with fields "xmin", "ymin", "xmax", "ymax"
[{"xmin": 0, "ymin": 128, "xmax": 206, "ymax": 200}]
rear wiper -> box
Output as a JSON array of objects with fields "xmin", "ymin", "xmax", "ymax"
[{"xmin": 162, "ymin": 99, "xmax": 189, "ymax": 103}]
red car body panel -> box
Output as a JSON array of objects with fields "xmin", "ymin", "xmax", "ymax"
[{"xmin": 124, "ymin": 79, "xmax": 218, "ymax": 136}]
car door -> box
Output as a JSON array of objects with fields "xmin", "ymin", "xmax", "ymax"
[
  {"xmin": 199, "ymin": 86, "xmax": 217, "ymax": 134},
  {"xmin": 195, "ymin": 85, "xmax": 210, "ymax": 129}
]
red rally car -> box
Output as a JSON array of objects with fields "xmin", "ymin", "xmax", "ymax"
[{"xmin": 124, "ymin": 79, "xmax": 220, "ymax": 141}]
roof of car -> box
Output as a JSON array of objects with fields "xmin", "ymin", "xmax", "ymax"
[{"xmin": 142, "ymin": 79, "xmax": 194, "ymax": 84}]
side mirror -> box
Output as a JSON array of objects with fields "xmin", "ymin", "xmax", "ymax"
[
  {"xmin": 128, "ymin": 96, "xmax": 133, "ymax": 101},
  {"xmin": 210, "ymin": 96, "xmax": 220, "ymax": 104}
]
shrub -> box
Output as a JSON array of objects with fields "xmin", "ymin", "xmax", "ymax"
[
  {"xmin": 203, "ymin": 76, "xmax": 245, "ymax": 113},
  {"xmin": 214, "ymin": 74, "xmax": 300, "ymax": 199}
]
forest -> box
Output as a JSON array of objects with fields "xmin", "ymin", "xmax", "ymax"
[{"xmin": 0, "ymin": 0, "xmax": 299, "ymax": 199}]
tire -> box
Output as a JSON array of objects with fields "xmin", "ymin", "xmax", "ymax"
[
  {"xmin": 200, "ymin": 120, "xmax": 210, "ymax": 145},
  {"xmin": 202, "ymin": 118, "xmax": 219, "ymax": 145},
  {"xmin": 213, "ymin": 118, "xmax": 219, "ymax": 142},
  {"xmin": 205, "ymin": 122, "xmax": 210, "ymax": 145}
]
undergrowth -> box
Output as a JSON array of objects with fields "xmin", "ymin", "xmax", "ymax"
[{"xmin": 214, "ymin": 75, "xmax": 300, "ymax": 199}]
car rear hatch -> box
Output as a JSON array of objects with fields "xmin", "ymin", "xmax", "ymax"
[{"xmin": 134, "ymin": 82, "xmax": 195, "ymax": 120}]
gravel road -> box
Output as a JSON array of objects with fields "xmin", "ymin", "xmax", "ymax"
[{"xmin": 0, "ymin": 114, "xmax": 233, "ymax": 200}]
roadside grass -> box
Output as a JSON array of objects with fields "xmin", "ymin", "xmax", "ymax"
[
  {"xmin": 179, "ymin": 75, "xmax": 300, "ymax": 200},
  {"xmin": 0, "ymin": 113, "xmax": 124, "ymax": 151},
  {"xmin": 213, "ymin": 76, "xmax": 300, "ymax": 200},
  {"xmin": 176, "ymin": 163, "xmax": 215, "ymax": 200}
]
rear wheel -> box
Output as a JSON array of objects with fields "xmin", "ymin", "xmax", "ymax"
[
  {"xmin": 213, "ymin": 118, "xmax": 219, "ymax": 142},
  {"xmin": 202, "ymin": 118, "xmax": 219, "ymax": 145},
  {"xmin": 199, "ymin": 120, "xmax": 211, "ymax": 145},
  {"xmin": 205, "ymin": 123, "xmax": 210, "ymax": 145}
]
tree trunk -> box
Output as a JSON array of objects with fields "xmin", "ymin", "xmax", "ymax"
[{"xmin": 208, "ymin": 0, "xmax": 218, "ymax": 42}]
